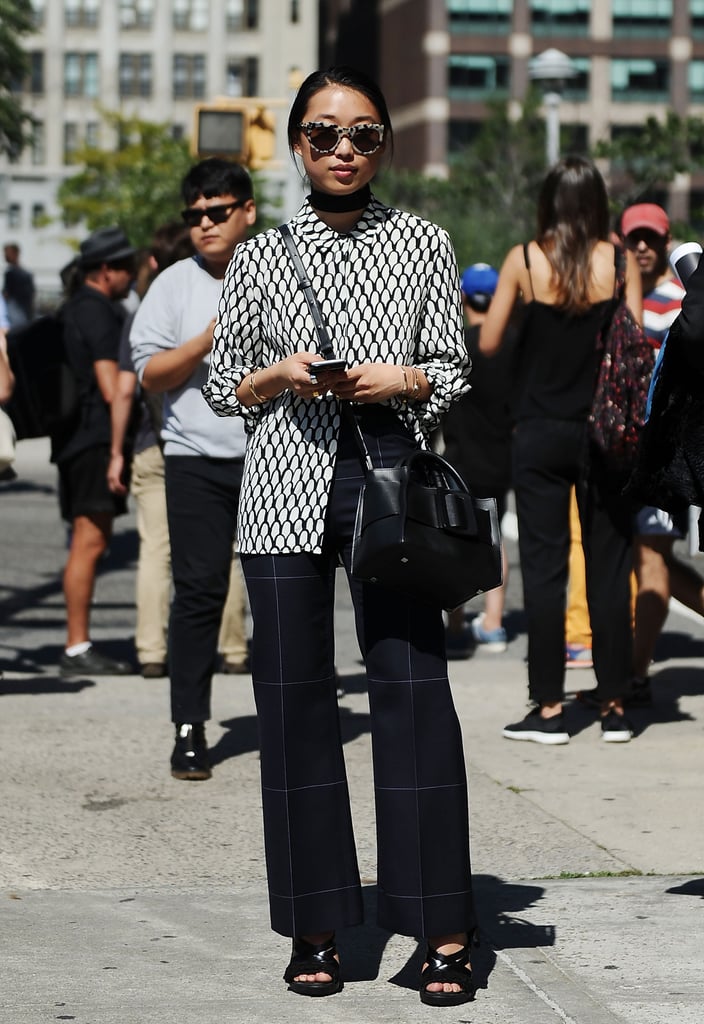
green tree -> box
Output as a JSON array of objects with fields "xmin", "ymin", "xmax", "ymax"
[
  {"xmin": 593, "ymin": 111, "xmax": 694, "ymax": 207},
  {"xmin": 0, "ymin": 0, "xmax": 35, "ymax": 157},
  {"xmin": 57, "ymin": 111, "xmax": 195, "ymax": 248},
  {"xmin": 57, "ymin": 109, "xmax": 279, "ymax": 248},
  {"xmin": 376, "ymin": 91, "xmax": 548, "ymax": 268}
]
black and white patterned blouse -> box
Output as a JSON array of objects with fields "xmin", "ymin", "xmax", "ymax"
[{"xmin": 202, "ymin": 195, "xmax": 470, "ymax": 554}]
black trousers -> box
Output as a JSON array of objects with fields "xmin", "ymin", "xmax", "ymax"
[
  {"xmin": 242, "ymin": 409, "xmax": 475, "ymax": 939},
  {"xmin": 164, "ymin": 455, "xmax": 242, "ymax": 723},
  {"xmin": 512, "ymin": 418, "xmax": 633, "ymax": 703}
]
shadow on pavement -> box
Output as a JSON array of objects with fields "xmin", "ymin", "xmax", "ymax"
[
  {"xmin": 655, "ymin": 629, "xmax": 704, "ymax": 663},
  {"xmin": 0, "ymin": 638, "xmax": 136, "ymax": 675},
  {"xmin": 666, "ymin": 878, "xmax": 704, "ymax": 897},
  {"xmin": 335, "ymin": 876, "xmax": 553, "ymax": 994},
  {"xmin": 0, "ymin": 675, "xmax": 95, "ymax": 695}
]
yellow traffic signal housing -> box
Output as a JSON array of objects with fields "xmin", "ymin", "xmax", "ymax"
[{"xmin": 192, "ymin": 99, "xmax": 279, "ymax": 169}]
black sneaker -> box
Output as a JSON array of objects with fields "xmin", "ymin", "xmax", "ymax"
[
  {"xmin": 170, "ymin": 723, "xmax": 211, "ymax": 781},
  {"xmin": 600, "ymin": 709, "xmax": 634, "ymax": 743},
  {"xmin": 502, "ymin": 706, "xmax": 570, "ymax": 745},
  {"xmin": 60, "ymin": 646, "xmax": 133, "ymax": 677}
]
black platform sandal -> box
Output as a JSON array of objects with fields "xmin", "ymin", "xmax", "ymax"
[
  {"xmin": 419, "ymin": 943, "xmax": 475, "ymax": 1007},
  {"xmin": 283, "ymin": 935, "xmax": 343, "ymax": 997}
]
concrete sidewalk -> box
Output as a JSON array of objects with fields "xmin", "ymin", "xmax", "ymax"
[{"xmin": 1, "ymin": 438, "xmax": 704, "ymax": 1022}]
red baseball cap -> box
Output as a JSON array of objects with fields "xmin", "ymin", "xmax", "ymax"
[{"xmin": 621, "ymin": 203, "xmax": 670, "ymax": 238}]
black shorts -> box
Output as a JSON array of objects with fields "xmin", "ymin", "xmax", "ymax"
[{"xmin": 58, "ymin": 445, "xmax": 127, "ymax": 522}]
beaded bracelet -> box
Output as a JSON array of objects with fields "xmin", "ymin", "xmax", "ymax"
[{"xmin": 248, "ymin": 370, "xmax": 266, "ymax": 404}]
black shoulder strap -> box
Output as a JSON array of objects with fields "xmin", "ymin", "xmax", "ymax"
[
  {"xmin": 278, "ymin": 224, "xmax": 335, "ymax": 360},
  {"xmin": 523, "ymin": 242, "xmax": 535, "ymax": 301},
  {"xmin": 277, "ymin": 224, "xmax": 373, "ymax": 472}
]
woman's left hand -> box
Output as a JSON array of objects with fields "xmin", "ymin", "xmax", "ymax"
[{"xmin": 330, "ymin": 362, "xmax": 406, "ymax": 403}]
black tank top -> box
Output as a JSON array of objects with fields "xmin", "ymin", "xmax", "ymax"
[{"xmin": 515, "ymin": 244, "xmax": 614, "ymax": 422}]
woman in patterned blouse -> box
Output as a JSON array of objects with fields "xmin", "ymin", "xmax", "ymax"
[{"xmin": 203, "ymin": 66, "xmax": 475, "ymax": 1007}]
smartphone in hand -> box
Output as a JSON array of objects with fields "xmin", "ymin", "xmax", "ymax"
[{"xmin": 309, "ymin": 359, "xmax": 347, "ymax": 375}]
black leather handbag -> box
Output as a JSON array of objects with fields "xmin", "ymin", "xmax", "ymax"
[
  {"xmin": 279, "ymin": 224, "xmax": 503, "ymax": 610},
  {"xmin": 351, "ymin": 446, "xmax": 503, "ymax": 609}
]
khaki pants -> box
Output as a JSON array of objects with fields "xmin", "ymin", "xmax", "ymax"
[
  {"xmin": 130, "ymin": 445, "xmax": 247, "ymax": 666},
  {"xmin": 130, "ymin": 445, "xmax": 171, "ymax": 664}
]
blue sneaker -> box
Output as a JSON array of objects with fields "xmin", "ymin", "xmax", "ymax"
[
  {"xmin": 565, "ymin": 644, "xmax": 593, "ymax": 669},
  {"xmin": 470, "ymin": 613, "xmax": 507, "ymax": 653}
]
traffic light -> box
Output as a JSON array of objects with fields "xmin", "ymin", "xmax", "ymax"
[{"xmin": 192, "ymin": 99, "xmax": 279, "ymax": 168}]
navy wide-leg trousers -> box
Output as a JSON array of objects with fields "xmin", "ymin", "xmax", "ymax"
[{"xmin": 242, "ymin": 413, "xmax": 475, "ymax": 939}]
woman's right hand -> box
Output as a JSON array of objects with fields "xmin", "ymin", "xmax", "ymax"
[{"xmin": 250, "ymin": 352, "xmax": 347, "ymax": 403}]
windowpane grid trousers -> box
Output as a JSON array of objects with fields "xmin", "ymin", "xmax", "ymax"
[{"xmin": 241, "ymin": 413, "xmax": 475, "ymax": 939}]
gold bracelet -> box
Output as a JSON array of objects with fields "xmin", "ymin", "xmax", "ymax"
[
  {"xmin": 409, "ymin": 366, "xmax": 420, "ymax": 397},
  {"xmin": 248, "ymin": 370, "xmax": 266, "ymax": 405},
  {"xmin": 400, "ymin": 366, "xmax": 409, "ymax": 396}
]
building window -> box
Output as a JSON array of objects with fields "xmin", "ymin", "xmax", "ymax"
[
  {"xmin": 448, "ymin": 54, "xmax": 510, "ymax": 100},
  {"xmin": 561, "ymin": 57, "xmax": 590, "ymax": 102},
  {"xmin": 448, "ymin": 0, "xmax": 512, "ymax": 35},
  {"xmin": 31, "ymin": 121, "xmax": 45, "ymax": 164},
  {"xmin": 692, "ymin": 0, "xmax": 704, "ymax": 39},
  {"xmin": 31, "ymin": 0, "xmax": 46, "ymax": 28},
  {"xmin": 173, "ymin": 54, "xmax": 207, "ymax": 99},
  {"xmin": 86, "ymin": 121, "xmax": 100, "ymax": 148},
  {"xmin": 8, "ymin": 204, "xmax": 21, "ymax": 230},
  {"xmin": 119, "ymin": 53, "xmax": 153, "ymax": 97},
  {"xmin": 64, "ymin": 123, "xmax": 79, "ymax": 162},
  {"xmin": 612, "ymin": 0, "xmax": 672, "ymax": 37},
  {"xmin": 689, "ymin": 60, "xmax": 704, "ymax": 103},
  {"xmin": 611, "ymin": 58, "xmax": 670, "ymax": 102},
  {"xmin": 29, "ymin": 52, "xmax": 44, "ymax": 94},
  {"xmin": 171, "ymin": 124, "xmax": 186, "ymax": 141},
  {"xmin": 119, "ymin": 0, "xmax": 154, "ymax": 29},
  {"xmin": 64, "ymin": 53, "xmax": 99, "ymax": 97},
  {"xmin": 32, "ymin": 203, "xmax": 46, "ymax": 228},
  {"xmin": 530, "ymin": 0, "xmax": 590, "ymax": 36},
  {"xmin": 10, "ymin": 51, "xmax": 44, "ymax": 94},
  {"xmin": 290, "ymin": 0, "xmax": 300, "ymax": 21},
  {"xmin": 173, "ymin": 0, "xmax": 209, "ymax": 31},
  {"xmin": 225, "ymin": 0, "xmax": 258, "ymax": 31},
  {"xmin": 64, "ymin": 0, "xmax": 100, "ymax": 28},
  {"xmin": 225, "ymin": 57, "xmax": 259, "ymax": 97}
]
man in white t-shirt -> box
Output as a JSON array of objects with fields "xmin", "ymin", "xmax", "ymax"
[{"xmin": 131, "ymin": 159, "xmax": 256, "ymax": 780}]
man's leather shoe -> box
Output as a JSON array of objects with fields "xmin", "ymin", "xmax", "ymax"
[
  {"xmin": 141, "ymin": 662, "xmax": 167, "ymax": 678},
  {"xmin": 60, "ymin": 646, "xmax": 133, "ymax": 677},
  {"xmin": 221, "ymin": 656, "xmax": 250, "ymax": 674},
  {"xmin": 170, "ymin": 723, "xmax": 211, "ymax": 781}
]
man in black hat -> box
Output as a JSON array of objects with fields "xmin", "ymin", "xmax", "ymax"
[{"xmin": 54, "ymin": 226, "xmax": 138, "ymax": 677}]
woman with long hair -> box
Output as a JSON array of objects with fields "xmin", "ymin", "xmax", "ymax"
[
  {"xmin": 203, "ymin": 66, "xmax": 476, "ymax": 1006},
  {"xmin": 480, "ymin": 155, "xmax": 642, "ymax": 744}
]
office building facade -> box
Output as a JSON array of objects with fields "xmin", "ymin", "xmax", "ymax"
[{"xmin": 1, "ymin": 0, "xmax": 317, "ymax": 295}]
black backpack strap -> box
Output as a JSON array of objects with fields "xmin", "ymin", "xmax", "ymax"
[{"xmin": 523, "ymin": 242, "xmax": 535, "ymax": 301}]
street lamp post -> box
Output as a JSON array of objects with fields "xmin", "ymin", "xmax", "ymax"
[{"xmin": 528, "ymin": 48, "xmax": 577, "ymax": 167}]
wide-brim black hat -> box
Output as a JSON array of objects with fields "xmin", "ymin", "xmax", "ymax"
[{"xmin": 78, "ymin": 226, "xmax": 136, "ymax": 268}]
